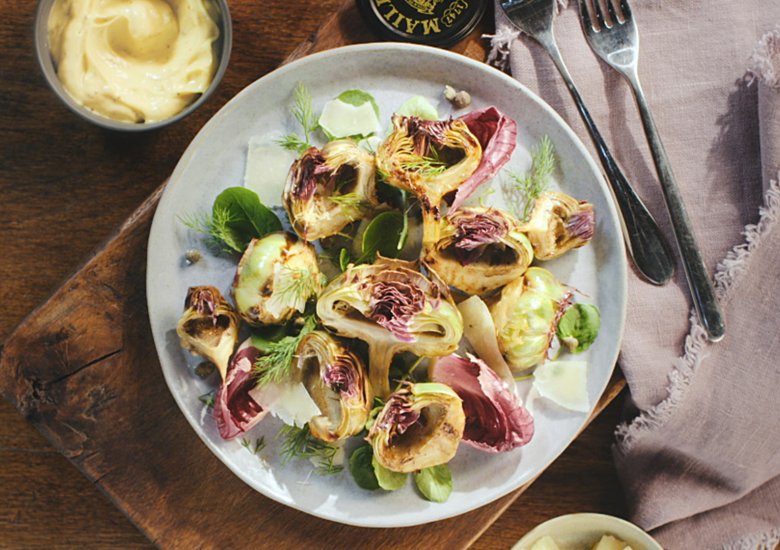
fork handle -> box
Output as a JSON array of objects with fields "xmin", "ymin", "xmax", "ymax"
[
  {"xmin": 629, "ymin": 78, "xmax": 726, "ymax": 341},
  {"xmin": 541, "ymin": 38, "xmax": 675, "ymax": 285}
]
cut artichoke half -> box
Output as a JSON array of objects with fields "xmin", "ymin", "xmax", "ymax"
[
  {"xmin": 176, "ymin": 285, "xmax": 239, "ymax": 381},
  {"xmin": 376, "ymin": 114, "xmax": 482, "ymax": 209},
  {"xmin": 519, "ymin": 191, "xmax": 595, "ymax": 260},
  {"xmin": 283, "ymin": 140, "xmax": 383, "ymax": 241},
  {"xmin": 422, "ymin": 207, "xmax": 533, "ymax": 295},
  {"xmin": 490, "ymin": 267, "xmax": 573, "ymax": 371},
  {"xmin": 294, "ymin": 331, "xmax": 373, "ymax": 442},
  {"xmin": 368, "ymin": 382, "xmax": 465, "ymax": 473},
  {"xmin": 316, "ymin": 257, "xmax": 463, "ymax": 397},
  {"xmin": 232, "ymin": 232, "xmax": 323, "ymax": 326}
]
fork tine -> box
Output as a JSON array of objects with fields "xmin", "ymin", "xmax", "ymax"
[
  {"xmin": 577, "ymin": 0, "xmax": 596, "ymax": 31},
  {"xmin": 619, "ymin": 0, "xmax": 632, "ymax": 20},
  {"xmin": 592, "ymin": 0, "xmax": 609, "ymax": 29},
  {"xmin": 606, "ymin": 0, "xmax": 619, "ymax": 24}
]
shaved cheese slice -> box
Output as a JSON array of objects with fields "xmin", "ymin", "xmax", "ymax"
[
  {"xmin": 244, "ymin": 138, "xmax": 297, "ymax": 206},
  {"xmin": 319, "ymin": 99, "xmax": 381, "ymax": 138},
  {"xmin": 249, "ymin": 381, "xmax": 321, "ymax": 427},
  {"xmin": 457, "ymin": 295, "xmax": 515, "ymax": 390},
  {"xmin": 532, "ymin": 360, "xmax": 589, "ymax": 413}
]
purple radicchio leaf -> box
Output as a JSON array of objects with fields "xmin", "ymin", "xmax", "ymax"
[
  {"xmin": 450, "ymin": 107, "xmax": 518, "ymax": 211},
  {"xmin": 367, "ymin": 279, "xmax": 425, "ymax": 342},
  {"xmin": 431, "ymin": 353, "xmax": 533, "ymax": 452},
  {"xmin": 214, "ymin": 339, "xmax": 266, "ymax": 440}
]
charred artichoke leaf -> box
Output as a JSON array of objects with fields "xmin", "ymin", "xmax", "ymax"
[
  {"xmin": 431, "ymin": 354, "xmax": 534, "ymax": 452},
  {"xmin": 283, "ymin": 140, "xmax": 382, "ymax": 241},
  {"xmin": 176, "ymin": 285, "xmax": 239, "ymax": 381},
  {"xmin": 368, "ymin": 382, "xmax": 465, "ymax": 473},
  {"xmin": 316, "ymin": 257, "xmax": 463, "ymax": 397},
  {"xmin": 214, "ymin": 338, "xmax": 267, "ymax": 440},
  {"xmin": 233, "ymin": 232, "xmax": 323, "ymax": 326},
  {"xmin": 376, "ymin": 114, "xmax": 482, "ymax": 209},
  {"xmin": 450, "ymin": 106, "xmax": 518, "ymax": 211},
  {"xmin": 490, "ymin": 267, "xmax": 573, "ymax": 371},
  {"xmin": 294, "ymin": 331, "xmax": 373, "ymax": 442},
  {"xmin": 422, "ymin": 206, "xmax": 533, "ymax": 294},
  {"xmin": 519, "ymin": 191, "xmax": 595, "ymax": 260}
]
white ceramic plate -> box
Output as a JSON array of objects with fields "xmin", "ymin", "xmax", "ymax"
[
  {"xmin": 147, "ymin": 43, "xmax": 627, "ymax": 528},
  {"xmin": 511, "ymin": 513, "xmax": 663, "ymax": 550}
]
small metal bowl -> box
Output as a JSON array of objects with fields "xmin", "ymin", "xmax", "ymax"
[{"xmin": 34, "ymin": 0, "xmax": 232, "ymax": 132}]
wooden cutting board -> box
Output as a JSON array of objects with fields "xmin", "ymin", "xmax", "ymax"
[{"xmin": 0, "ymin": 2, "xmax": 625, "ymax": 548}]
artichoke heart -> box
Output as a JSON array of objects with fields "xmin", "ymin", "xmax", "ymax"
[
  {"xmin": 233, "ymin": 232, "xmax": 323, "ymax": 326},
  {"xmin": 490, "ymin": 267, "xmax": 573, "ymax": 371},
  {"xmin": 376, "ymin": 114, "xmax": 482, "ymax": 209},
  {"xmin": 283, "ymin": 140, "xmax": 382, "ymax": 241},
  {"xmin": 316, "ymin": 257, "xmax": 463, "ymax": 397},
  {"xmin": 176, "ymin": 286, "xmax": 239, "ymax": 381},
  {"xmin": 368, "ymin": 382, "xmax": 465, "ymax": 473},
  {"xmin": 519, "ymin": 191, "xmax": 595, "ymax": 260},
  {"xmin": 422, "ymin": 207, "xmax": 533, "ymax": 295},
  {"xmin": 295, "ymin": 331, "xmax": 372, "ymax": 442}
]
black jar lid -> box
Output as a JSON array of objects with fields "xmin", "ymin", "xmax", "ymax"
[{"xmin": 357, "ymin": 0, "xmax": 486, "ymax": 49}]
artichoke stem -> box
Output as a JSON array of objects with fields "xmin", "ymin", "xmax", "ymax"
[{"xmin": 368, "ymin": 344, "xmax": 399, "ymax": 398}]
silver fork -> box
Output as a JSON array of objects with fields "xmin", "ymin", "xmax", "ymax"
[
  {"xmin": 578, "ymin": 0, "xmax": 725, "ymax": 342},
  {"xmin": 500, "ymin": 0, "xmax": 674, "ymax": 286}
]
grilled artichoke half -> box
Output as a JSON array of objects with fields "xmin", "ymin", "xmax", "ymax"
[
  {"xmin": 176, "ymin": 286, "xmax": 239, "ymax": 381},
  {"xmin": 519, "ymin": 191, "xmax": 595, "ymax": 260},
  {"xmin": 422, "ymin": 207, "xmax": 533, "ymax": 295},
  {"xmin": 283, "ymin": 140, "xmax": 382, "ymax": 241},
  {"xmin": 376, "ymin": 115, "xmax": 482, "ymax": 209},
  {"xmin": 316, "ymin": 257, "xmax": 463, "ymax": 397},
  {"xmin": 368, "ymin": 382, "xmax": 465, "ymax": 473},
  {"xmin": 490, "ymin": 267, "xmax": 573, "ymax": 371},
  {"xmin": 233, "ymin": 232, "xmax": 323, "ymax": 326},
  {"xmin": 295, "ymin": 331, "xmax": 372, "ymax": 442}
]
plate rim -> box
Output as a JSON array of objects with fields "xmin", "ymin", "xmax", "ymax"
[{"xmin": 147, "ymin": 41, "xmax": 628, "ymax": 528}]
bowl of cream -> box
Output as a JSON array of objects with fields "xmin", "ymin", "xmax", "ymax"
[{"xmin": 34, "ymin": 0, "xmax": 232, "ymax": 131}]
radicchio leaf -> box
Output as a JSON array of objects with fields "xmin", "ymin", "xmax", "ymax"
[
  {"xmin": 431, "ymin": 354, "xmax": 534, "ymax": 452},
  {"xmin": 450, "ymin": 107, "xmax": 517, "ymax": 211},
  {"xmin": 214, "ymin": 339, "xmax": 266, "ymax": 440}
]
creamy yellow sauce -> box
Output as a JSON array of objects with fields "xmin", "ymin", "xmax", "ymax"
[{"xmin": 48, "ymin": 0, "xmax": 220, "ymax": 123}]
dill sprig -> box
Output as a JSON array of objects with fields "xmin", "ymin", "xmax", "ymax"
[
  {"xmin": 505, "ymin": 136, "xmax": 556, "ymax": 221},
  {"xmin": 278, "ymin": 424, "xmax": 344, "ymax": 476},
  {"xmin": 276, "ymin": 83, "xmax": 319, "ymax": 155},
  {"xmin": 253, "ymin": 314, "xmax": 317, "ymax": 386},
  {"xmin": 179, "ymin": 205, "xmax": 239, "ymax": 253},
  {"xmin": 400, "ymin": 146, "xmax": 448, "ymax": 176},
  {"xmin": 270, "ymin": 266, "xmax": 322, "ymax": 311},
  {"xmin": 329, "ymin": 192, "xmax": 367, "ymax": 212},
  {"xmin": 198, "ymin": 391, "xmax": 216, "ymax": 409},
  {"xmin": 241, "ymin": 436, "xmax": 267, "ymax": 455},
  {"xmin": 276, "ymin": 133, "xmax": 311, "ymax": 155}
]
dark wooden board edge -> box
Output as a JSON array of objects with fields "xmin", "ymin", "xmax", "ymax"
[{"xmin": 0, "ymin": 1, "xmax": 627, "ymax": 548}]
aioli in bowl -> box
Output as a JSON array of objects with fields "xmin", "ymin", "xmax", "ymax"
[{"xmin": 47, "ymin": 0, "xmax": 221, "ymax": 124}]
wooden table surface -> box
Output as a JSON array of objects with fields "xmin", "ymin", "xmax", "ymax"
[{"xmin": 0, "ymin": 0, "xmax": 627, "ymax": 547}]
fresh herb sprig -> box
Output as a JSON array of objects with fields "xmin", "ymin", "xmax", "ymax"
[
  {"xmin": 277, "ymin": 83, "xmax": 320, "ymax": 155},
  {"xmin": 504, "ymin": 136, "xmax": 556, "ymax": 220},
  {"xmin": 253, "ymin": 314, "xmax": 317, "ymax": 386},
  {"xmin": 279, "ymin": 424, "xmax": 344, "ymax": 476},
  {"xmin": 180, "ymin": 187, "xmax": 282, "ymax": 254},
  {"xmin": 241, "ymin": 436, "xmax": 267, "ymax": 455}
]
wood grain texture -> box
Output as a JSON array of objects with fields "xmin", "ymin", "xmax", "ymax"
[{"xmin": 0, "ymin": 0, "xmax": 629, "ymax": 547}]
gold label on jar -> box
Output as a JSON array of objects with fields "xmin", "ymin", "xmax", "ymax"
[{"xmin": 373, "ymin": 0, "xmax": 475, "ymax": 37}]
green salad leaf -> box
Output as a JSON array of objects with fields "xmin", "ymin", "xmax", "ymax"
[
  {"xmin": 180, "ymin": 187, "xmax": 282, "ymax": 254},
  {"xmin": 557, "ymin": 303, "xmax": 601, "ymax": 353},
  {"xmin": 397, "ymin": 95, "xmax": 439, "ymax": 120},
  {"xmin": 414, "ymin": 464, "xmax": 452, "ymax": 503},
  {"xmin": 359, "ymin": 210, "xmax": 406, "ymax": 262},
  {"xmin": 372, "ymin": 455, "xmax": 407, "ymax": 490},
  {"xmin": 349, "ymin": 444, "xmax": 380, "ymax": 490}
]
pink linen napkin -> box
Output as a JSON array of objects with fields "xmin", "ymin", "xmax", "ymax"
[{"xmin": 490, "ymin": 2, "xmax": 780, "ymax": 547}]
